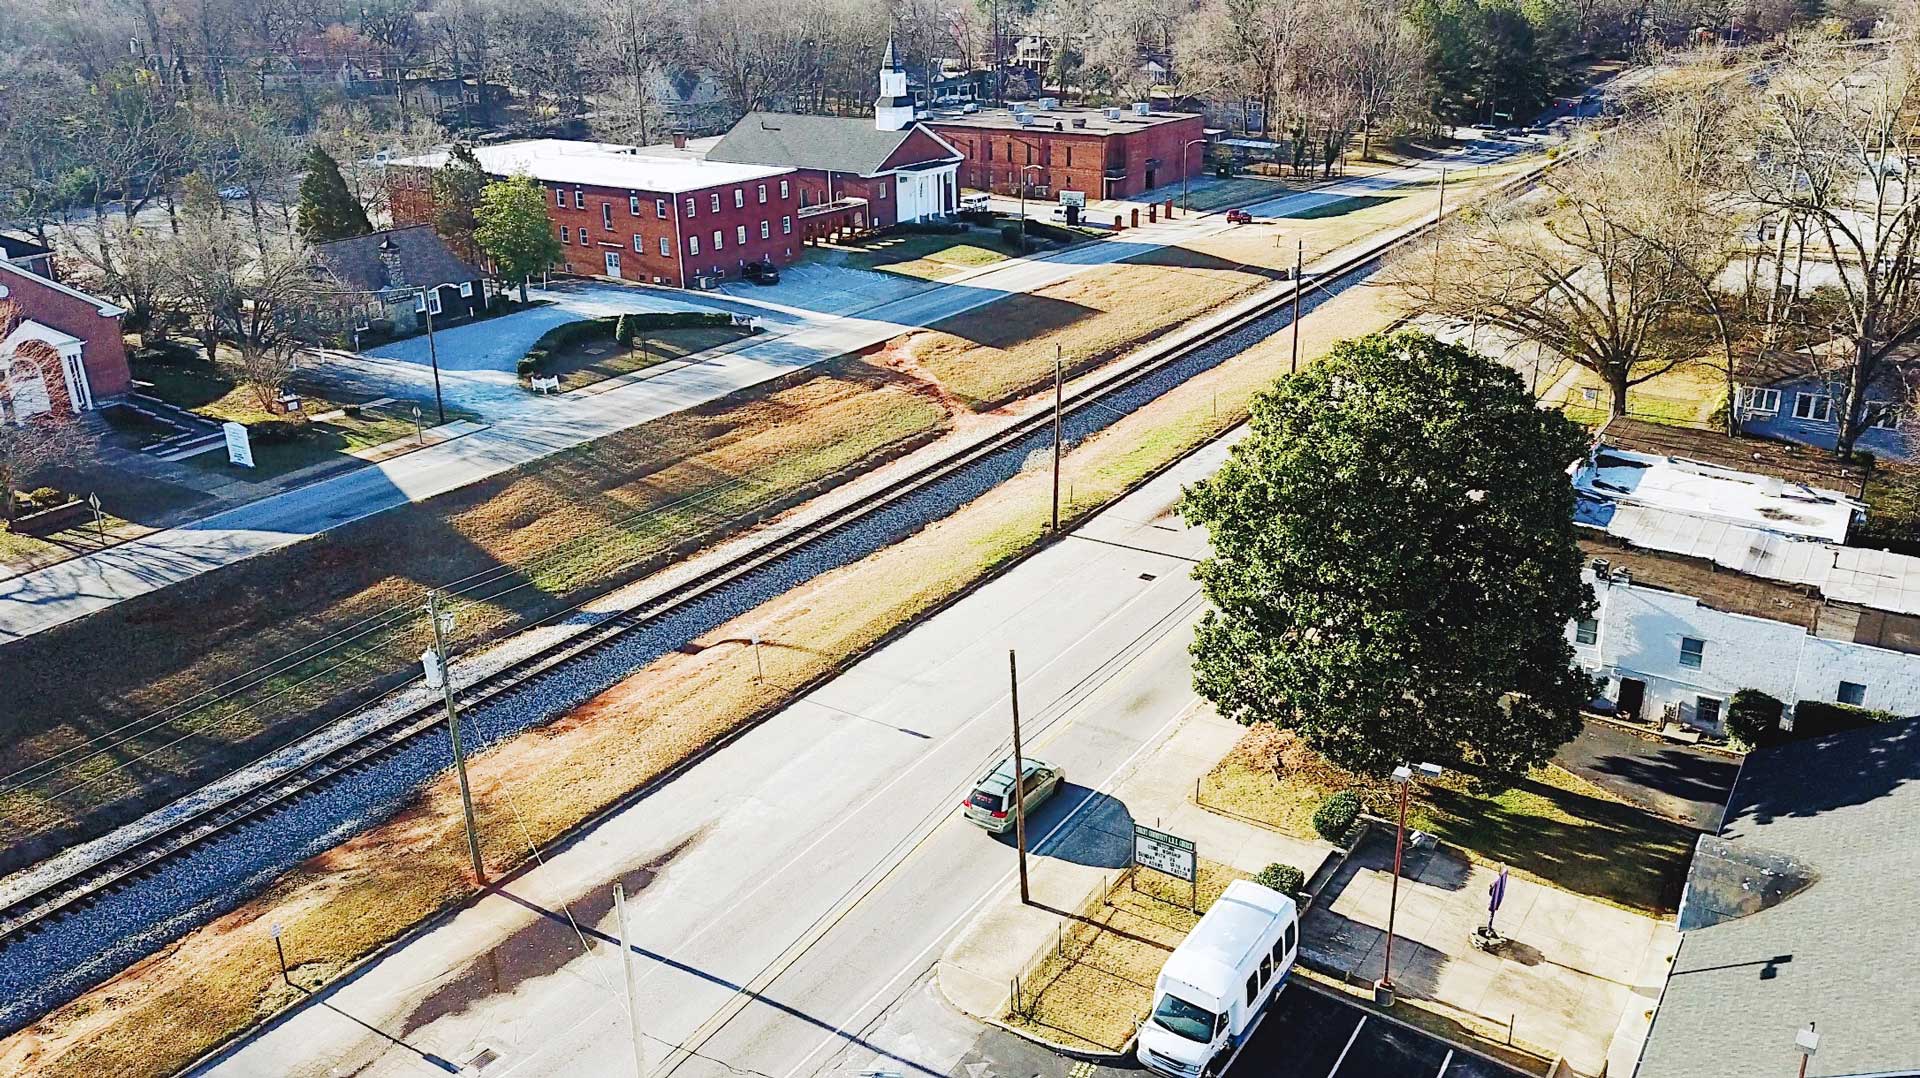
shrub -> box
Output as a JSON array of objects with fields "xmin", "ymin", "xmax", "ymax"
[
  {"xmin": 1252, "ymin": 862, "xmax": 1305, "ymax": 897},
  {"xmin": 1792, "ymin": 699, "xmax": 1901, "ymax": 740},
  {"xmin": 1312, "ymin": 791, "xmax": 1362, "ymax": 843},
  {"xmin": 247, "ymin": 419, "xmax": 304, "ymax": 444},
  {"xmin": 1725, "ymin": 689, "xmax": 1786, "ymax": 748},
  {"xmin": 613, "ymin": 314, "xmax": 635, "ymax": 345},
  {"xmin": 1000, "ymin": 222, "xmax": 1025, "ymax": 250},
  {"xmin": 517, "ymin": 351, "xmax": 547, "ymax": 377}
]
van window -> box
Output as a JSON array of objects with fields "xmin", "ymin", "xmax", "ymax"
[
  {"xmin": 1260, "ymin": 953, "xmax": 1274, "ymax": 983},
  {"xmin": 1272, "ymin": 936, "xmax": 1286, "ymax": 965},
  {"xmin": 1150, "ymin": 994, "xmax": 1219, "ymax": 1043},
  {"xmin": 1245, "ymin": 972, "xmax": 1258, "ymax": 1006},
  {"xmin": 1285, "ymin": 921, "xmax": 1297, "ymax": 956}
]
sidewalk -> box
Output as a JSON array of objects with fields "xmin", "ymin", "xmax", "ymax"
[
  {"xmin": 935, "ymin": 706, "xmax": 1328, "ymax": 1030},
  {"xmin": 1301, "ymin": 831, "xmax": 1678, "ymax": 1076}
]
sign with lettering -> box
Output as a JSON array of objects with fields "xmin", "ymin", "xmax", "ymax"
[
  {"xmin": 1133, "ymin": 824, "xmax": 1196, "ymax": 883},
  {"xmin": 223, "ymin": 421, "xmax": 254, "ymax": 468},
  {"xmin": 1060, "ymin": 190, "xmax": 1087, "ymax": 208}
]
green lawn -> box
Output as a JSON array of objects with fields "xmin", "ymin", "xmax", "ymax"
[
  {"xmin": 1199, "ymin": 741, "xmax": 1694, "ymax": 913},
  {"xmin": 1181, "ymin": 175, "xmax": 1307, "ymax": 211},
  {"xmin": 188, "ymin": 402, "xmax": 476, "ymax": 481},
  {"xmin": 817, "ymin": 230, "xmax": 1010, "ymax": 281},
  {"xmin": 1278, "ymin": 194, "xmax": 1402, "ymax": 220},
  {"xmin": 546, "ymin": 325, "xmax": 752, "ymax": 391}
]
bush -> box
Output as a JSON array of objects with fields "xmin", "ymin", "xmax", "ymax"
[
  {"xmin": 1312, "ymin": 790, "xmax": 1362, "ymax": 843},
  {"xmin": 1791, "ymin": 699, "xmax": 1901, "ymax": 740},
  {"xmin": 1725, "ymin": 689, "xmax": 1786, "ymax": 748},
  {"xmin": 517, "ymin": 351, "xmax": 548, "ymax": 377},
  {"xmin": 900, "ymin": 220, "xmax": 966, "ymax": 235},
  {"xmin": 999, "ymin": 222, "xmax": 1026, "ymax": 250},
  {"xmin": 1252, "ymin": 862, "xmax": 1305, "ymax": 897},
  {"xmin": 613, "ymin": 314, "xmax": 636, "ymax": 345},
  {"xmin": 247, "ymin": 419, "xmax": 304, "ymax": 444}
]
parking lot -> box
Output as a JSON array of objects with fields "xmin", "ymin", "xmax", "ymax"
[{"xmin": 1226, "ymin": 982, "xmax": 1525, "ymax": 1078}]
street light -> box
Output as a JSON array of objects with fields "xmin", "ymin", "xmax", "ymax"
[
  {"xmin": 1181, "ymin": 138, "xmax": 1208, "ymax": 212},
  {"xmin": 1377, "ymin": 760, "xmax": 1444, "ymax": 1006},
  {"xmin": 1018, "ymin": 164, "xmax": 1044, "ymax": 251},
  {"xmin": 1794, "ymin": 1022, "xmax": 1819, "ymax": 1078}
]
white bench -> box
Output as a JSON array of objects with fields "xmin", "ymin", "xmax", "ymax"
[{"xmin": 529, "ymin": 375, "xmax": 561, "ymax": 395}]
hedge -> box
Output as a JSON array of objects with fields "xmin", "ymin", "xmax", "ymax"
[
  {"xmin": 1791, "ymin": 699, "xmax": 1902, "ymax": 740},
  {"xmin": 518, "ymin": 311, "xmax": 740, "ymax": 376},
  {"xmin": 1725, "ymin": 689, "xmax": 1786, "ymax": 749},
  {"xmin": 1252, "ymin": 862, "xmax": 1305, "ymax": 897},
  {"xmin": 1312, "ymin": 791, "xmax": 1362, "ymax": 843}
]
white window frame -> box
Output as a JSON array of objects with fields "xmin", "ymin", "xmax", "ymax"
[
  {"xmin": 573, "ymin": 188, "xmax": 585, "ymax": 209},
  {"xmin": 758, "ymin": 183, "xmax": 767, "ymax": 204},
  {"xmin": 1869, "ymin": 401, "xmax": 1901, "ymax": 430},
  {"xmin": 734, "ymin": 189, "xmax": 744, "ymax": 208},
  {"xmin": 736, "ymin": 224, "xmax": 747, "ymax": 245},
  {"xmin": 633, "ymin": 235, "xmax": 645, "ymax": 253},
  {"xmin": 1695, "ymin": 695, "xmax": 1723, "ymax": 727},
  {"xmin": 579, "ymin": 228, "xmax": 591, "ymax": 246},
  {"xmin": 689, "ymin": 235, "xmax": 700, "ymax": 255},
  {"xmin": 1793, "ymin": 392, "xmax": 1834, "ymax": 423},
  {"xmin": 879, "ymin": 180, "xmax": 889, "ymax": 199},
  {"xmin": 659, "ymin": 236, "xmax": 671, "ymax": 256},
  {"xmin": 1741, "ymin": 387, "xmax": 1781, "ymax": 415},
  {"xmin": 656, "ymin": 197, "xmax": 668, "ymax": 218},
  {"xmin": 629, "ymin": 193, "xmax": 641, "ymax": 215},
  {"xmin": 459, "ymin": 281, "xmax": 474, "ymax": 298},
  {"xmin": 554, "ymin": 187, "xmax": 565, "ymax": 208},
  {"xmin": 415, "ymin": 290, "xmax": 442, "ymax": 315},
  {"xmin": 782, "ymin": 215, "xmax": 792, "ymax": 235},
  {"xmin": 780, "ymin": 179, "xmax": 790, "ymax": 198},
  {"xmin": 1679, "ymin": 636, "xmax": 1706, "ymax": 670},
  {"xmin": 685, "ymin": 197, "xmax": 696, "ymax": 217},
  {"xmin": 1574, "ymin": 618, "xmax": 1598, "ymax": 646},
  {"xmin": 710, "ymin": 193, "xmax": 721, "ymax": 212},
  {"xmin": 712, "ymin": 229, "xmax": 723, "ymax": 250},
  {"xmin": 1839, "ymin": 680, "xmax": 1868, "ymax": 706},
  {"xmin": 602, "ymin": 202, "xmax": 613, "ymax": 230},
  {"xmin": 760, "ymin": 220, "xmax": 770, "ymax": 239}
]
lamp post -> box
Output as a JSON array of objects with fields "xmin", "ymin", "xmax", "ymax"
[
  {"xmin": 1180, "ymin": 138, "xmax": 1208, "ymax": 212},
  {"xmin": 1794, "ymin": 1022, "xmax": 1819, "ymax": 1078},
  {"xmin": 419, "ymin": 287, "xmax": 446, "ymax": 425},
  {"xmin": 1377, "ymin": 761, "xmax": 1444, "ymax": 1006},
  {"xmin": 1018, "ymin": 164, "xmax": 1044, "ymax": 251}
]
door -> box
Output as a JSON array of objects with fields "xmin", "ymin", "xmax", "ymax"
[
  {"xmin": 1617, "ymin": 678, "xmax": 1646, "ymax": 723},
  {"xmin": 1145, "ymin": 165, "xmax": 1157, "ymax": 190},
  {"xmin": 604, "ymin": 250, "xmax": 621, "ymax": 277}
]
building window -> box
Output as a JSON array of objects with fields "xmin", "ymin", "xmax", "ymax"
[
  {"xmin": 580, "ymin": 229, "xmax": 591, "ymax": 246},
  {"xmin": 573, "ymin": 188, "xmax": 585, "ymax": 209},
  {"xmin": 1741, "ymin": 387, "xmax": 1781, "ymax": 415},
  {"xmin": 1869, "ymin": 401, "xmax": 1901, "ymax": 430},
  {"xmin": 689, "ymin": 235, "xmax": 700, "ymax": 255},
  {"xmin": 558, "ymin": 224, "xmax": 567, "ymax": 241},
  {"xmin": 734, "ymin": 189, "xmax": 744, "ymax": 208},
  {"xmin": 1839, "ymin": 680, "xmax": 1868, "ymax": 706},
  {"xmin": 1696, "ymin": 696, "xmax": 1722, "ymax": 727},
  {"xmin": 782, "ymin": 215, "xmax": 792, "ymax": 234},
  {"xmin": 712, "ymin": 229, "xmax": 723, "ymax": 250},
  {"xmin": 1065, "ymin": 145, "xmax": 1073, "ymax": 167},
  {"xmin": 879, "ymin": 181, "xmax": 889, "ymax": 199},
  {"xmin": 459, "ymin": 281, "xmax": 474, "ymax": 298},
  {"xmin": 1793, "ymin": 392, "xmax": 1834, "ymax": 422},
  {"xmin": 602, "ymin": 203, "xmax": 613, "ymax": 230},
  {"xmin": 710, "ymin": 193, "xmax": 720, "ymax": 212},
  {"xmin": 1678, "ymin": 636, "xmax": 1706, "ymax": 669},
  {"xmin": 554, "ymin": 187, "xmax": 565, "ymax": 208},
  {"xmin": 657, "ymin": 197, "xmax": 668, "ymax": 218},
  {"xmin": 633, "ymin": 235, "xmax": 645, "ymax": 253},
  {"xmin": 685, "ymin": 197, "xmax": 696, "ymax": 217},
  {"xmin": 415, "ymin": 290, "xmax": 443, "ymax": 315},
  {"xmin": 760, "ymin": 220, "xmax": 770, "ymax": 239},
  {"xmin": 629, "ymin": 193, "xmax": 641, "ymax": 215},
  {"xmin": 758, "ymin": 183, "xmax": 767, "ymax": 204},
  {"xmin": 659, "ymin": 236, "xmax": 670, "ymax": 256},
  {"xmin": 1574, "ymin": 618, "xmax": 1598, "ymax": 646},
  {"xmin": 780, "ymin": 179, "xmax": 790, "ymax": 198},
  {"xmin": 736, "ymin": 224, "xmax": 746, "ymax": 245}
]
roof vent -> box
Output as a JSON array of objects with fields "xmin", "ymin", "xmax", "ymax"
[
  {"xmin": 1132, "ymin": 101, "xmax": 1151, "ymax": 116},
  {"xmin": 1072, "ymin": 117, "xmax": 1086, "ymax": 128},
  {"xmin": 1054, "ymin": 121, "xmax": 1063, "ymax": 130}
]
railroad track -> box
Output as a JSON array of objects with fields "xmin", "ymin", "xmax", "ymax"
[{"xmin": 0, "ymin": 152, "xmax": 1553, "ymax": 954}]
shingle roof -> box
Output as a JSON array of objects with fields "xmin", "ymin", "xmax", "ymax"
[
  {"xmin": 0, "ymin": 234, "xmax": 52, "ymax": 260},
  {"xmin": 312, "ymin": 226, "xmax": 480, "ymax": 294},
  {"xmin": 1636, "ymin": 718, "xmax": 1920, "ymax": 1078},
  {"xmin": 707, "ymin": 113, "xmax": 947, "ymax": 176}
]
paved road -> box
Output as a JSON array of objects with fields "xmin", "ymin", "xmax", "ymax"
[
  {"xmin": 0, "ymin": 143, "xmax": 1512, "ymax": 644},
  {"xmin": 1554, "ymin": 720, "xmax": 1738, "ymax": 832},
  {"xmin": 189, "ymin": 434, "xmax": 1228, "ymax": 1078},
  {"xmin": 1227, "ymin": 982, "xmax": 1523, "ymax": 1078}
]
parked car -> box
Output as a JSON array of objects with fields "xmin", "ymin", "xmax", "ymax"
[
  {"xmin": 1137, "ymin": 880, "xmax": 1300, "ymax": 1078},
  {"xmin": 961, "ymin": 755, "xmax": 1064, "ymax": 833},
  {"xmin": 743, "ymin": 260, "xmax": 780, "ymax": 285}
]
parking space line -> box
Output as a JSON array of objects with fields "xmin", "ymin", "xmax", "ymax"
[
  {"xmin": 1327, "ymin": 1016, "xmax": 1367, "ymax": 1078},
  {"xmin": 1438, "ymin": 1049, "xmax": 1454, "ymax": 1076}
]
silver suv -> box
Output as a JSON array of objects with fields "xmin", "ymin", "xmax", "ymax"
[{"xmin": 962, "ymin": 755, "xmax": 1064, "ymax": 833}]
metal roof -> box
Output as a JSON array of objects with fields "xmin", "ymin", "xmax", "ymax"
[{"xmin": 393, "ymin": 139, "xmax": 792, "ymax": 195}]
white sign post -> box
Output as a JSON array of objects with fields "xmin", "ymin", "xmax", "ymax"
[
  {"xmin": 1134, "ymin": 823, "xmax": 1198, "ymax": 910},
  {"xmin": 222, "ymin": 421, "xmax": 254, "ymax": 468},
  {"xmin": 1060, "ymin": 190, "xmax": 1087, "ymax": 208}
]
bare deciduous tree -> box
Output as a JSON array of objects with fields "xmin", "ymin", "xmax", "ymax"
[{"xmin": 0, "ymin": 301, "xmax": 88, "ymax": 522}]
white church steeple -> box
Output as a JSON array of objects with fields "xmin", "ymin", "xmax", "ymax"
[{"xmin": 875, "ymin": 34, "xmax": 915, "ymax": 132}]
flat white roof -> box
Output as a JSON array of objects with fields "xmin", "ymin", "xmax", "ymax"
[
  {"xmin": 391, "ymin": 139, "xmax": 792, "ymax": 195},
  {"xmin": 1572, "ymin": 446, "xmax": 1860, "ymax": 544}
]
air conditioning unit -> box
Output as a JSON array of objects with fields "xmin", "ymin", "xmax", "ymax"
[
  {"xmin": 1132, "ymin": 101, "xmax": 1151, "ymax": 115},
  {"xmin": 1016, "ymin": 113, "xmax": 1034, "ymax": 125},
  {"xmin": 1038, "ymin": 97, "xmax": 1059, "ymax": 110},
  {"xmin": 1071, "ymin": 117, "xmax": 1086, "ymax": 128},
  {"xmin": 1104, "ymin": 107, "xmax": 1122, "ymax": 120}
]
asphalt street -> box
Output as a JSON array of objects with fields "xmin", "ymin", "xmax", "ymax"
[
  {"xmin": 190, "ymin": 431, "xmax": 1235, "ymax": 1078},
  {"xmin": 0, "ymin": 142, "xmax": 1513, "ymax": 644}
]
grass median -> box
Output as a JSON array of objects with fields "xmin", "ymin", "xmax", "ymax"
[{"xmin": 0, "ymin": 359, "xmax": 949, "ymax": 879}]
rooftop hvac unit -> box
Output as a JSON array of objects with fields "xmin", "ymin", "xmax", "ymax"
[
  {"xmin": 1038, "ymin": 97, "xmax": 1059, "ymax": 110},
  {"xmin": 1104, "ymin": 107, "xmax": 1122, "ymax": 120},
  {"xmin": 1132, "ymin": 101, "xmax": 1151, "ymax": 115},
  {"xmin": 1072, "ymin": 117, "xmax": 1087, "ymax": 128},
  {"xmin": 1017, "ymin": 112, "xmax": 1034, "ymax": 125}
]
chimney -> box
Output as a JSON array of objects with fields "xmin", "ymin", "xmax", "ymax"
[
  {"xmin": 377, "ymin": 239, "xmax": 405, "ymax": 288},
  {"xmin": 672, "ymin": 130, "xmax": 688, "ymax": 150}
]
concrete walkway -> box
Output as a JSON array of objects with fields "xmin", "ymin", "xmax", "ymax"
[
  {"xmin": 1300, "ymin": 832, "xmax": 1677, "ymax": 1077},
  {"xmin": 936, "ymin": 708, "xmax": 1327, "ymax": 1026}
]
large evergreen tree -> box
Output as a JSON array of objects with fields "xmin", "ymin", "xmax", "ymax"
[
  {"xmin": 296, "ymin": 145, "xmax": 371, "ymax": 243},
  {"xmin": 1180, "ymin": 331, "xmax": 1594, "ymax": 778},
  {"xmin": 474, "ymin": 174, "xmax": 563, "ymax": 302}
]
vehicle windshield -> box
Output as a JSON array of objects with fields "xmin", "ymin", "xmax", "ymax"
[
  {"xmin": 969, "ymin": 790, "xmax": 1004, "ymax": 812},
  {"xmin": 1150, "ymin": 992, "xmax": 1220, "ymax": 1043}
]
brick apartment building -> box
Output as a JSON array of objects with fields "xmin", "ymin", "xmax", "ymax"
[
  {"xmin": 0, "ymin": 257, "xmax": 132, "ymax": 417},
  {"xmin": 925, "ymin": 102, "xmax": 1207, "ymax": 201},
  {"xmin": 389, "ymin": 142, "xmax": 804, "ymax": 287}
]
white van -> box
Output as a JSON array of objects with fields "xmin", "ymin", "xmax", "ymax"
[{"xmin": 1136, "ymin": 880, "xmax": 1299, "ymax": 1077}]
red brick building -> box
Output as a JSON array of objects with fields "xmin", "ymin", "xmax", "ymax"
[
  {"xmin": 0, "ymin": 259, "xmax": 131, "ymax": 418},
  {"xmin": 926, "ymin": 104, "xmax": 1207, "ymax": 201},
  {"xmin": 389, "ymin": 141, "xmax": 806, "ymax": 288}
]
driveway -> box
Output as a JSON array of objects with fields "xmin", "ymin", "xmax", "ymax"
[{"xmin": 1553, "ymin": 720, "xmax": 1738, "ymax": 832}]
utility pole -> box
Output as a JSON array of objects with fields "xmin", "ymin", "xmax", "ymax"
[
  {"xmin": 1051, "ymin": 344, "xmax": 1063, "ymax": 532},
  {"xmin": 1009, "ymin": 649, "xmax": 1029, "ymax": 906},
  {"xmin": 426, "ymin": 589, "xmax": 486, "ymax": 884},
  {"xmin": 614, "ymin": 882, "xmax": 647, "ymax": 1078},
  {"xmin": 423, "ymin": 290, "xmax": 446, "ymax": 425},
  {"xmin": 1290, "ymin": 240, "xmax": 1304, "ymax": 375}
]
